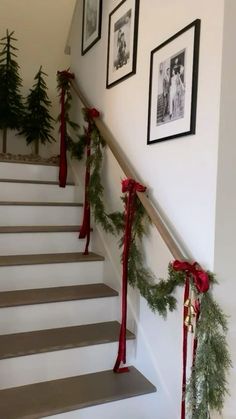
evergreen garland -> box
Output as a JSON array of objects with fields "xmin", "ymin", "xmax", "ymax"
[
  {"xmin": 18, "ymin": 66, "xmax": 54, "ymax": 154},
  {"xmin": 0, "ymin": 30, "xmax": 24, "ymax": 152},
  {"xmin": 56, "ymin": 71, "xmax": 85, "ymax": 159},
  {"xmin": 60, "ymin": 94, "xmax": 231, "ymax": 417},
  {"xmin": 81, "ymin": 111, "xmax": 231, "ymax": 418}
]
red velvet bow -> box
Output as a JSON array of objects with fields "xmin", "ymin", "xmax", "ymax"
[
  {"xmin": 172, "ymin": 260, "xmax": 209, "ymax": 293},
  {"xmin": 57, "ymin": 70, "xmax": 75, "ymax": 80},
  {"xmin": 87, "ymin": 108, "xmax": 100, "ymax": 118},
  {"xmin": 122, "ymin": 178, "xmax": 146, "ymax": 194}
]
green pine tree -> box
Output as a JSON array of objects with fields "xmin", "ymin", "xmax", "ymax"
[
  {"xmin": 0, "ymin": 30, "xmax": 25, "ymax": 153},
  {"xmin": 19, "ymin": 66, "xmax": 55, "ymax": 155}
]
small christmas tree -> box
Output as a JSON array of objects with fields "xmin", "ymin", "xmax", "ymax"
[
  {"xmin": 0, "ymin": 30, "xmax": 24, "ymax": 153},
  {"xmin": 19, "ymin": 66, "xmax": 54, "ymax": 155}
]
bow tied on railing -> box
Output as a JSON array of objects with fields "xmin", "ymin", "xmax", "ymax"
[
  {"xmin": 87, "ymin": 107, "xmax": 100, "ymax": 119},
  {"xmin": 172, "ymin": 260, "xmax": 209, "ymax": 293}
]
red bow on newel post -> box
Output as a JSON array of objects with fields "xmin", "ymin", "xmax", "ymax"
[
  {"xmin": 57, "ymin": 70, "xmax": 75, "ymax": 188},
  {"xmin": 172, "ymin": 260, "xmax": 209, "ymax": 419},
  {"xmin": 79, "ymin": 108, "xmax": 100, "ymax": 255},
  {"xmin": 113, "ymin": 178, "xmax": 146, "ymax": 373}
]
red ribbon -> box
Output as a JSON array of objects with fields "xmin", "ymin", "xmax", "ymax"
[
  {"xmin": 57, "ymin": 70, "xmax": 74, "ymax": 188},
  {"xmin": 79, "ymin": 108, "xmax": 100, "ymax": 255},
  {"xmin": 172, "ymin": 260, "xmax": 209, "ymax": 419},
  {"xmin": 114, "ymin": 178, "xmax": 146, "ymax": 373},
  {"xmin": 172, "ymin": 260, "xmax": 209, "ymax": 293}
]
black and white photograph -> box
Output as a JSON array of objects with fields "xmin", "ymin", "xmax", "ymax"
[
  {"xmin": 113, "ymin": 10, "xmax": 131, "ymax": 71},
  {"xmin": 81, "ymin": 0, "xmax": 102, "ymax": 55},
  {"xmin": 157, "ymin": 49, "xmax": 185, "ymax": 125},
  {"xmin": 147, "ymin": 19, "xmax": 201, "ymax": 144},
  {"xmin": 106, "ymin": 0, "xmax": 139, "ymax": 88}
]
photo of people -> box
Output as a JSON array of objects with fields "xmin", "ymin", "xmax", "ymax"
[
  {"xmin": 113, "ymin": 9, "xmax": 132, "ymax": 71},
  {"xmin": 156, "ymin": 49, "xmax": 185, "ymax": 126},
  {"xmin": 85, "ymin": 0, "xmax": 98, "ymax": 41}
]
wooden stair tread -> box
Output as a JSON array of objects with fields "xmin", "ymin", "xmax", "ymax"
[
  {"xmin": 0, "ymin": 252, "xmax": 104, "ymax": 266},
  {"xmin": 0, "ymin": 321, "xmax": 134, "ymax": 359},
  {"xmin": 0, "ymin": 178, "xmax": 74, "ymax": 185},
  {"xmin": 0, "ymin": 158, "xmax": 58, "ymax": 166},
  {"xmin": 0, "ymin": 225, "xmax": 83, "ymax": 233},
  {"xmin": 0, "ymin": 367, "xmax": 156, "ymax": 418},
  {"xmin": 0, "ymin": 201, "xmax": 82, "ymax": 206},
  {"xmin": 0, "ymin": 283, "xmax": 118, "ymax": 308}
]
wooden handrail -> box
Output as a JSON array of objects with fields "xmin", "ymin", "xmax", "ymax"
[{"xmin": 71, "ymin": 80, "xmax": 188, "ymax": 261}]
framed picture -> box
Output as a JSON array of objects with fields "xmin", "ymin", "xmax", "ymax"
[
  {"xmin": 106, "ymin": 0, "xmax": 139, "ymax": 89},
  {"xmin": 147, "ymin": 19, "xmax": 201, "ymax": 144},
  {"xmin": 81, "ymin": 0, "xmax": 102, "ymax": 55}
]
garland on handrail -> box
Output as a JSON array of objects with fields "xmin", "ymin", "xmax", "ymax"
[
  {"xmin": 86, "ymin": 109, "xmax": 231, "ymax": 419},
  {"xmin": 57, "ymin": 75, "xmax": 231, "ymax": 418}
]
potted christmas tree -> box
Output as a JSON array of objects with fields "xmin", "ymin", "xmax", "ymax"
[
  {"xmin": 0, "ymin": 30, "xmax": 24, "ymax": 153},
  {"xmin": 19, "ymin": 66, "xmax": 54, "ymax": 155}
]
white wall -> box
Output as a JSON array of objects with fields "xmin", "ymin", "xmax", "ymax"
[
  {"xmin": 69, "ymin": 0, "xmax": 224, "ymax": 269},
  {"xmin": 214, "ymin": 1, "xmax": 236, "ymax": 417},
  {"xmin": 68, "ymin": 1, "xmax": 235, "ymax": 417},
  {"xmin": 0, "ymin": 0, "xmax": 76, "ymax": 156}
]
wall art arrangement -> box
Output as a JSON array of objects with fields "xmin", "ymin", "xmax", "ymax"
[
  {"xmin": 106, "ymin": 0, "xmax": 140, "ymax": 88},
  {"xmin": 147, "ymin": 19, "xmax": 201, "ymax": 144},
  {"xmin": 81, "ymin": 0, "xmax": 102, "ymax": 55}
]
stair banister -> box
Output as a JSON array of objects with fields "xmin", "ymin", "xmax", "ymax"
[{"xmin": 71, "ymin": 79, "xmax": 188, "ymax": 262}]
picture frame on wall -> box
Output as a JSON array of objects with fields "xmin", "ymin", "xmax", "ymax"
[
  {"xmin": 106, "ymin": 0, "xmax": 140, "ymax": 89},
  {"xmin": 147, "ymin": 19, "xmax": 201, "ymax": 145},
  {"xmin": 81, "ymin": 0, "xmax": 102, "ymax": 55}
]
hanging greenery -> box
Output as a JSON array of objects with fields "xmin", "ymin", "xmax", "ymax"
[
  {"xmin": 56, "ymin": 71, "xmax": 85, "ymax": 160},
  {"xmin": 0, "ymin": 30, "xmax": 25, "ymax": 153},
  {"xmin": 18, "ymin": 66, "xmax": 54, "ymax": 155},
  {"xmin": 57, "ymin": 79, "xmax": 231, "ymax": 417},
  {"xmin": 78, "ymin": 109, "xmax": 231, "ymax": 418}
]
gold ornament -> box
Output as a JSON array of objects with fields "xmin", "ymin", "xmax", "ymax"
[
  {"xmin": 188, "ymin": 324, "xmax": 194, "ymax": 333},
  {"xmin": 184, "ymin": 291, "xmax": 196, "ymax": 333}
]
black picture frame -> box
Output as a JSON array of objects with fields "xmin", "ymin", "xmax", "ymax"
[
  {"xmin": 106, "ymin": 0, "xmax": 139, "ymax": 89},
  {"xmin": 81, "ymin": 0, "xmax": 102, "ymax": 55},
  {"xmin": 147, "ymin": 19, "xmax": 201, "ymax": 145}
]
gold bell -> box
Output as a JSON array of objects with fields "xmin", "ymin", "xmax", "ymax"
[
  {"xmin": 190, "ymin": 305, "xmax": 196, "ymax": 316},
  {"xmin": 184, "ymin": 315, "xmax": 191, "ymax": 327},
  {"xmin": 188, "ymin": 324, "xmax": 194, "ymax": 333},
  {"xmin": 184, "ymin": 299, "xmax": 191, "ymax": 307}
]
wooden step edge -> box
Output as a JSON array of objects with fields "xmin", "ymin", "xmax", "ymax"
[
  {"xmin": 0, "ymin": 158, "xmax": 59, "ymax": 166},
  {"xmin": 0, "ymin": 178, "xmax": 74, "ymax": 186},
  {"xmin": 0, "ymin": 367, "xmax": 156, "ymax": 418},
  {"xmin": 0, "ymin": 225, "xmax": 85, "ymax": 234},
  {"xmin": 0, "ymin": 201, "xmax": 83, "ymax": 207},
  {"xmin": 0, "ymin": 252, "xmax": 104, "ymax": 267},
  {"xmin": 0, "ymin": 283, "xmax": 118, "ymax": 308},
  {"xmin": 0, "ymin": 321, "xmax": 134, "ymax": 360}
]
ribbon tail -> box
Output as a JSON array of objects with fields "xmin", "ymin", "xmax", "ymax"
[
  {"xmin": 79, "ymin": 130, "xmax": 91, "ymax": 255},
  {"xmin": 59, "ymin": 90, "xmax": 67, "ymax": 188},
  {"xmin": 181, "ymin": 277, "xmax": 190, "ymax": 419}
]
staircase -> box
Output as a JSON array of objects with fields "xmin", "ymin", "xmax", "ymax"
[{"xmin": 0, "ymin": 161, "xmax": 156, "ymax": 418}]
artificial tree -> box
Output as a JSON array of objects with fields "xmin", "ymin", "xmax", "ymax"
[
  {"xmin": 19, "ymin": 66, "xmax": 54, "ymax": 154},
  {"xmin": 0, "ymin": 30, "xmax": 24, "ymax": 153}
]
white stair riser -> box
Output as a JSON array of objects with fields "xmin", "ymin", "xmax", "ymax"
[
  {"xmin": 49, "ymin": 393, "xmax": 158, "ymax": 419},
  {"xmin": 0, "ymin": 163, "xmax": 73, "ymax": 182},
  {"xmin": 0, "ymin": 183, "xmax": 81, "ymax": 203},
  {"xmin": 0, "ymin": 261, "xmax": 103, "ymax": 291},
  {"xmin": 0, "ymin": 205, "xmax": 83, "ymax": 226},
  {"xmin": 0, "ymin": 232, "xmax": 89, "ymax": 255},
  {"xmin": 0, "ymin": 297, "xmax": 118, "ymax": 334},
  {"xmin": 0, "ymin": 341, "xmax": 134, "ymax": 389}
]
